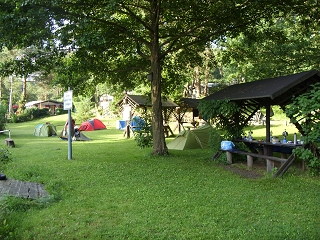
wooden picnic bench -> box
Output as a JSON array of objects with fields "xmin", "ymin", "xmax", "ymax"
[
  {"xmin": 217, "ymin": 138, "xmax": 301, "ymax": 177},
  {"xmin": 219, "ymin": 148, "xmax": 296, "ymax": 177},
  {"xmin": 0, "ymin": 130, "xmax": 10, "ymax": 138},
  {"xmin": 220, "ymin": 149, "xmax": 287, "ymax": 168}
]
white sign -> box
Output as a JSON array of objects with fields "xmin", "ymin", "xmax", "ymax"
[
  {"xmin": 63, "ymin": 90, "xmax": 73, "ymax": 110},
  {"xmin": 122, "ymin": 105, "xmax": 131, "ymax": 121}
]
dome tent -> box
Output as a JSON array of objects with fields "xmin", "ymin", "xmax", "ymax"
[
  {"xmin": 34, "ymin": 123, "xmax": 57, "ymax": 137},
  {"xmin": 167, "ymin": 124, "xmax": 213, "ymax": 150},
  {"xmin": 78, "ymin": 119, "xmax": 106, "ymax": 131}
]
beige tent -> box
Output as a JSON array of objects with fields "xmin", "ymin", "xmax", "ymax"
[{"xmin": 167, "ymin": 124, "xmax": 213, "ymax": 150}]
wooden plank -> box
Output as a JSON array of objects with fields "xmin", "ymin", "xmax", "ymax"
[
  {"xmin": 225, "ymin": 150, "xmax": 287, "ymax": 162},
  {"xmin": 273, "ymin": 154, "xmax": 296, "ymax": 178},
  {"xmin": 0, "ymin": 179, "xmax": 49, "ymax": 199}
]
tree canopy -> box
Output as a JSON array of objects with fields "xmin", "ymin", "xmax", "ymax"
[{"xmin": 0, "ymin": 0, "xmax": 313, "ymax": 155}]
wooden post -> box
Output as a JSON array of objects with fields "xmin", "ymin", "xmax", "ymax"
[
  {"xmin": 247, "ymin": 155, "xmax": 253, "ymax": 169},
  {"xmin": 266, "ymin": 159, "xmax": 274, "ymax": 172},
  {"xmin": 226, "ymin": 151, "xmax": 233, "ymax": 164},
  {"xmin": 264, "ymin": 144, "xmax": 274, "ymax": 172}
]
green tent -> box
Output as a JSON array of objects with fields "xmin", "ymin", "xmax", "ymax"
[
  {"xmin": 167, "ymin": 124, "xmax": 213, "ymax": 150},
  {"xmin": 34, "ymin": 123, "xmax": 57, "ymax": 137}
]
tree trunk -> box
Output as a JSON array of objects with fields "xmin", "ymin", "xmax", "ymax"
[
  {"xmin": 150, "ymin": 0, "xmax": 168, "ymax": 155},
  {"xmin": 194, "ymin": 66, "xmax": 201, "ymax": 98}
]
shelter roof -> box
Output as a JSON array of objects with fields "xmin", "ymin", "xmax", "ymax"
[
  {"xmin": 201, "ymin": 69, "xmax": 320, "ymax": 138},
  {"xmin": 117, "ymin": 94, "xmax": 178, "ymax": 108},
  {"xmin": 180, "ymin": 98, "xmax": 200, "ymax": 109},
  {"xmin": 25, "ymin": 100, "xmax": 63, "ymax": 108},
  {"xmin": 203, "ymin": 70, "xmax": 320, "ymax": 106}
]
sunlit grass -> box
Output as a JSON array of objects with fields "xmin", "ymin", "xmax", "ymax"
[{"xmin": 0, "ymin": 114, "xmax": 319, "ymax": 239}]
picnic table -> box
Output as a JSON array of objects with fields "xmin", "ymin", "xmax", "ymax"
[{"xmin": 223, "ymin": 139, "xmax": 303, "ymax": 177}]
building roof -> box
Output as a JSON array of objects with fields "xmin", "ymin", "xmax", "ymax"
[
  {"xmin": 117, "ymin": 94, "xmax": 178, "ymax": 108},
  {"xmin": 25, "ymin": 100, "xmax": 63, "ymax": 108},
  {"xmin": 201, "ymin": 69, "xmax": 320, "ymax": 137},
  {"xmin": 203, "ymin": 70, "xmax": 320, "ymax": 106},
  {"xmin": 180, "ymin": 98, "xmax": 200, "ymax": 109}
]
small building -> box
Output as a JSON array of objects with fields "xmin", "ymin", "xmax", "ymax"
[{"xmin": 25, "ymin": 100, "xmax": 63, "ymax": 115}]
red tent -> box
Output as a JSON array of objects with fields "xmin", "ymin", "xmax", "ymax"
[{"xmin": 78, "ymin": 119, "xmax": 106, "ymax": 131}]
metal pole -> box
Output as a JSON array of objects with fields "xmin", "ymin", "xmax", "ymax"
[{"xmin": 67, "ymin": 87, "xmax": 72, "ymax": 160}]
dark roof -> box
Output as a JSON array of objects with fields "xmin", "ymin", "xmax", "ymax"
[
  {"xmin": 117, "ymin": 94, "xmax": 178, "ymax": 108},
  {"xmin": 180, "ymin": 98, "xmax": 200, "ymax": 109},
  {"xmin": 203, "ymin": 70, "xmax": 320, "ymax": 106}
]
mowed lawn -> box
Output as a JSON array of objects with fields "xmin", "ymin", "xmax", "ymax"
[{"xmin": 1, "ymin": 114, "xmax": 320, "ymax": 239}]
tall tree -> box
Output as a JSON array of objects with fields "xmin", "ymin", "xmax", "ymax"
[
  {"xmin": 216, "ymin": 2, "xmax": 320, "ymax": 82},
  {"xmin": 0, "ymin": 0, "xmax": 308, "ymax": 155}
]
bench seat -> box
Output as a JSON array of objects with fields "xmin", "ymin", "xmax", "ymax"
[{"xmin": 220, "ymin": 149, "xmax": 288, "ymax": 172}]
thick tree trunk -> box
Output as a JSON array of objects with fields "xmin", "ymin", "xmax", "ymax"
[
  {"xmin": 150, "ymin": 60, "xmax": 168, "ymax": 155},
  {"xmin": 150, "ymin": 0, "xmax": 168, "ymax": 155}
]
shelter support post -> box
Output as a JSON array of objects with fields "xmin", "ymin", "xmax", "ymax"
[{"xmin": 265, "ymin": 103, "xmax": 271, "ymax": 142}]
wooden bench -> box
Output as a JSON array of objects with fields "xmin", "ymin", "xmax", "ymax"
[
  {"xmin": 220, "ymin": 149, "xmax": 288, "ymax": 172},
  {"xmin": 0, "ymin": 130, "xmax": 10, "ymax": 138}
]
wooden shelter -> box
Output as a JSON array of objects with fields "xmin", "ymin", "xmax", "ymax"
[
  {"xmin": 174, "ymin": 98, "xmax": 200, "ymax": 132},
  {"xmin": 117, "ymin": 94, "xmax": 178, "ymax": 136},
  {"xmin": 202, "ymin": 69, "xmax": 320, "ymax": 142},
  {"xmin": 25, "ymin": 100, "xmax": 63, "ymax": 115}
]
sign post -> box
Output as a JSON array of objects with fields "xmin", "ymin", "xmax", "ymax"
[{"xmin": 63, "ymin": 89, "xmax": 73, "ymax": 160}]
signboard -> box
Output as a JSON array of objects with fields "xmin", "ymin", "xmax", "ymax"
[{"xmin": 63, "ymin": 90, "xmax": 73, "ymax": 110}]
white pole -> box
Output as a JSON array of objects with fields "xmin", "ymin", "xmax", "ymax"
[
  {"xmin": 67, "ymin": 87, "xmax": 72, "ymax": 160},
  {"xmin": 68, "ymin": 108, "xmax": 72, "ymax": 160}
]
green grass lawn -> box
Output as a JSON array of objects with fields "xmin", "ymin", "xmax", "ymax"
[{"xmin": 0, "ymin": 115, "xmax": 320, "ymax": 239}]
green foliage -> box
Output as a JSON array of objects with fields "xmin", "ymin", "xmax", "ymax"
[
  {"xmin": 73, "ymin": 96, "xmax": 95, "ymax": 123},
  {"xmin": 55, "ymin": 108, "xmax": 67, "ymax": 115},
  {"xmin": 11, "ymin": 107, "xmax": 50, "ymax": 123},
  {"xmin": 0, "ymin": 104, "xmax": 7, "ymax": 131},
  {"xmin": 0, "ymin": 115, "xmax": 318, "ymax": 238},
  {"xmin": 293, "ymin": 148, "xmax": 319, "ymax": 176},
  {"xmin": 198, "ymin": 99, "xmax": 247, "ymax": 140},
  {"xmin": 216, "ymin": 3, "xmax": 320, "ymax": 83},
  {"xmin": 285, "ymin": 82, "xmax": 320, "ymax": 175},
  {"xmin": 0, "ymin": 147, "xmax": 11, "ymax": 165},
  {"xmin": 133, "ymin": 115, "xmax": 153, "ymax": 149},
  {"xmin": 208, "ymin": 127, "xmax": 222, "ymax": 152},
  {"xmin": 0, "ymin": 147, "xmax": 12, "ymax": 173}
]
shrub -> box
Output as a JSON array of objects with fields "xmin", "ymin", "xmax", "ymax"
[
  {"xmin": 133, "ymin": 114, "xmax": 153, "ymax": 148},
  {"xmin": 198, "ymin": 99, "xmax": 247, "ymax": 140},
  {"xmin": 55, "ymin": 108, "xmax": 68, "ymax": 115},
  {"xmin": 73, "ymin": 96, "xmax": 95, "ymax": 123},
  {"xmin": 0, "ymin": 147, "xmax": 12, "ymax": 173},
  {"xmin": 285, "ymin": 82, "xmax": 320, "ymax": 176},
  {"xmin": 0, "ymin": 104, "xmax": 7, "ymax": 131},
  {"xmin": 12, "ymin": 107, "xmax": 50, "ymax": 123}
]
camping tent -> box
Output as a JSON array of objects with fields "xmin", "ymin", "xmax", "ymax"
[
  {"xmin": 60, "ymin": 128, "xmax": 91, "ymax": 141},
  {"xmin": 60, "ymin": 119, "xmax": 91, "ymax": 141},
  {"xmin": 78, "ymin": 119, "xmax": 106, "ymax": 131},
  {"xmin": 34, "ymin": 123, "xmax": 57, "ymax": 137},
  {"xmin": 167, "ymin": 124, "xmax": 213, "ymax": 150}
]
